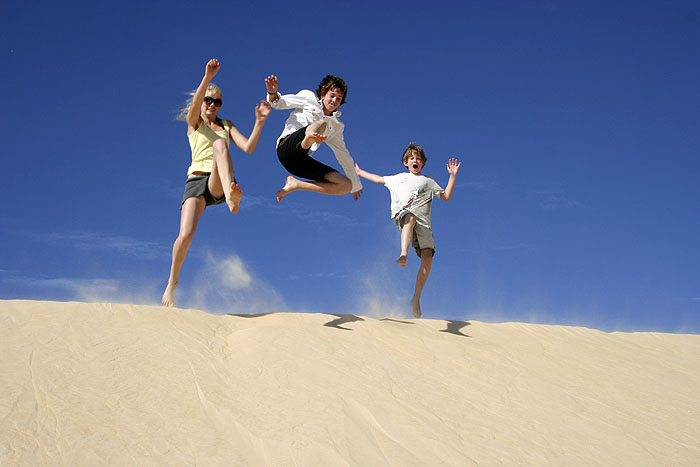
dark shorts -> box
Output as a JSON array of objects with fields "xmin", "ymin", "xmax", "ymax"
[
  {"xmin": 181, "ymin": 174, "xmax": 225, "ymax": 209},
  {"xmin": 276, "ymin": 126, "xmax": 336, "ymax": 182}
]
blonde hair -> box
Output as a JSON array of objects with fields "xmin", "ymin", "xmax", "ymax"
[{"xmin": 176, "ymin": 83, "xmax": 222, "ymax": 121}]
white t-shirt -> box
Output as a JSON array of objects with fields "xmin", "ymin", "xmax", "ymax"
[{"xmin": 383, "ymin": 172, "xmax": 444, "ymax": 228}]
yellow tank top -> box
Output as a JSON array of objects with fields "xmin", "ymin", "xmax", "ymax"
[{"xmin": 187, "ymin": 118, "xmax": 232, "ymax": 175}]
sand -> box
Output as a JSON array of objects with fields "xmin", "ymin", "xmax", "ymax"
[{"xmin": 1, "ymin": 299, "xmax": 699, "ymax": 466}]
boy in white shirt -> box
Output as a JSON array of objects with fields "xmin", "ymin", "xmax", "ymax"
[
  {"xmin": 264, "ymin": 74, "xmax": 363, "ymax": 202},
  {"xmin": 355, "ymin": 143, "xmax": 461, "ymax": 318}
]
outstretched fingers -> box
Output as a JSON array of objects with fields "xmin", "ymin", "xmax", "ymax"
[
  {"xmin": 447, "ymin": 158, "xmax": 461, "ymax": 175},
  {"xmin": 265, "ymin": 75, "xmax": 278, "ymax": 94},
  {"xmin": 256, "ymin": 100, "xmax": 271, "ymax": 118}
]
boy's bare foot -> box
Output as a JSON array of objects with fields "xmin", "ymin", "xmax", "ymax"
[
  {"xmin": 162, "ymin": 282, "xmax": 178, "ymax": 307},
  {"xmin": 410, "ymin": 297, "xmax": 422, "ymax": 318},
  {"xmin": 226, "ymin": 183, "xmax": 243, "ymax": 214},
  {"xmin": 276, "ymin": 175, "xmax": 299, "ymax": 202},
  {"xmin": 301, "ymin": 132, "xmax": 327, "ymax": 149},
  {"xmin": 396, "ymin": 255, "xmax": 407, "ymax": 267}
]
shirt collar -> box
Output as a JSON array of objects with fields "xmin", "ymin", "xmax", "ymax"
[{"xmin": 317, "ymin": 98, "xmax": 342, "ymax": 118}]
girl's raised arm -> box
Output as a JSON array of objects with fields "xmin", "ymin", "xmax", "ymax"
[{"xmin": 186, "ymin": 59, "xmax": 220, "ymax": 131}]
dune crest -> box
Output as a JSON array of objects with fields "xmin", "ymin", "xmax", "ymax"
[{"xmin": 1, "ymin": 300, "xmax": 699, "ymax": 466}]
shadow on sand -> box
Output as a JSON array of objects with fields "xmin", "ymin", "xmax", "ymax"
[
  {"xmin": 323, "ymin": 314, "xmax": 365, "ymax": 330},
  {"xmin": 226, "ymin": 313, "xmax": 274, "ymax": 318},
  {"xmin": 225, "ymin": 312, "xmax": 470, "ymax": 337},
  {"xmin": 380, "ymin": 318, "xmax": 415, "ymax": 325},
  {"xmin": 440, "ymin": 321, "xmax": 471, "ymax": 337}
]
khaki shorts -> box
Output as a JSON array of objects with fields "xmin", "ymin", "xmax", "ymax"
[{"xmin": 395, "ymin": 210, "xmax": 435, "ymax": 257}]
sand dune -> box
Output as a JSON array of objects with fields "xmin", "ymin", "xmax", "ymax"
[{"xmin": 1, "ymin": 300, "xmax": 699, "ymax": 466}]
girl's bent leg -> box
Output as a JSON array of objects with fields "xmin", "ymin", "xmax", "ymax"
[
  {"xmin": 162, "ymin": 196, "xmax": 206, "ymax": 307},
  {"xmin": 209, "ymin": 138, "xmax": 242, "ymax": 214}
]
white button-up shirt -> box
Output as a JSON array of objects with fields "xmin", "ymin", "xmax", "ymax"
[{"xmin": 268, "ymin": 89, "xmax": 362, "ymax": 193}]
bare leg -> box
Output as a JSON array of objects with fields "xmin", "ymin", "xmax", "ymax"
[
  {"xmin": 410, "ymin": 248, "xmax": 433, "ymax": 318},
  {"xmin": 162, "ymin": 196, "xmax": 206, "ymax": 307},
  {"xmin": 397, "ymin": 214, "xmax": 416, "ymax": 267},
  {"xmin": 209, "ymin": 138, "xmax": 242, "ymax": 214},
  {"xmin": 276, "ymin": 171, "xmax": 351, "ymax": 202}
]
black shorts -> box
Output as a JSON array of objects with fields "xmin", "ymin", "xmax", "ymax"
[
  {"xmin": 181, "ymin": 173, "xmax": 225, "ymax": 209},
  {"xmin": 276, "ymin": 126, "xmax": 336, "ymax": 182}
]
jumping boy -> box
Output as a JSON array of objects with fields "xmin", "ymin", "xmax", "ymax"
[
  {"xmin": 355, "ymin": 143, "xmax": 460, "ymax": 318},
  {"xmin": 264, "ymin": 74, "xmax": 363, "ymax": 202}
]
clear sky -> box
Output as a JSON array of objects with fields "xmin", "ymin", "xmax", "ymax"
[{"xmin": 2, "ymin": 0, "xmax": 698, "ymax": 333}]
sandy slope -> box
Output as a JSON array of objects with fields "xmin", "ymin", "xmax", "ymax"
[{"xmin": 1, "ymin": 300, "xmax": 699, "ymax": 466}]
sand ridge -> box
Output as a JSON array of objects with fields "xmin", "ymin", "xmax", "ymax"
[{"xmin": 1, "ymin": 300, "xmax": 699, "ymax": 466}]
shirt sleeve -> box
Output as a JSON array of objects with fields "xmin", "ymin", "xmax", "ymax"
[
  {"xmin": 429, "ymin": 178, "xmax": 444, "ymax": 196},
  {"xmin": 325, "ymin": 126, "xmax": 363, "ymax": 193},
  {"xmin": 267, "ymin": 89, "xmax": 316, "ymax": 110},
  {"xmin": 383, "ymin": 174, "xmax": 398, "ymax": 191}
]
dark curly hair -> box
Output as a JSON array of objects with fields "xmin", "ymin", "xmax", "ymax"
[
  {"xmin": 316, "ymin": 75, "xmax": 348, "ymax": 105},
  {"xmin": 402, "ymin": 143, "xmax": 427, "ymax": 165}
]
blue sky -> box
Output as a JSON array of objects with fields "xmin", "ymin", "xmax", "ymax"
[{"xmin": 1, "ymin": 0, "xmax": 698, "ymax": 333}]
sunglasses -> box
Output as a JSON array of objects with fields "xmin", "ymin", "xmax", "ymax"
[{"xmin": 203, "ymin": 96, "xmax": 223, "ymax": 107}]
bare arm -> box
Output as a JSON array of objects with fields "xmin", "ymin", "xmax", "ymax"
[
  {"xmin": 229, "ymin": 101, "xmax": 271, "ymax": 154},
  {"xmin": 439, "ymin": 158, "xmax": 461, "ymax": 201},
  {"xmin": 355, "ymin": 163, "xmax": 385, "ymax": 185},
  {"xmin": 186, "ymin": 59, "xmax": 220, "ymax": 132}
]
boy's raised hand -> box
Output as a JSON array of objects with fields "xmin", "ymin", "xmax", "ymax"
[
  {"xmin": 265, "ymin": 75, "xmax": 279, "ymax": 94},
  {"xmin": 447, "ymin": 158, "xmax": 461, "ymax": 176}
]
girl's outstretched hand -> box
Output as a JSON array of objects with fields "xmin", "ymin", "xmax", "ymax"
[
  {"xmin": 205, "ymin": 59, "xmax": 220, "ymax": 78},
  {"xmin": 447, "ymin": 158, "xmax": 461, "ymax": 176},
  {"xmin": 256, "ymin": 100, "xmax": 271, "ymax": 120}
]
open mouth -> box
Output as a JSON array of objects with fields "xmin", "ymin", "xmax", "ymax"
[{"xmin": 412, "ymin": 164, "xmax": 419, "ymax": 169}]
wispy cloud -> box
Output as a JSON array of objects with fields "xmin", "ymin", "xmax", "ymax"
[
  {"xmin": 1, "ymin": 273, "xmax": 159, "ymax": 305},
  {"xmin": 236, "ymin": 193, "xmax": 360, "ymax": 226},
  {"xmin": 283, "ymin": 270, "xmax": 348, "ymax": 281},
  {"xmin": 28, "ymin": 230, "xmax": 169, "ymax": 259},
  {"xmin": 459, "ymin": 180, "xmax": 502, "ymax": 192},
  {"xmin": 530, "ymin": 190, "xmax": 584, "ymax": 210},
  {"xmin": 151, "ymin": 178, "xmax": 184, "ymax": 202},
  {"xmin": 461, "ymin": 243, "xmax": 530, "ymax": 254},
  {"xmin": 43, "ymin": 277, "xmax": 121, "ymax": 300},
  {"xmin": 239, "ymin": 194, "xmax": 276, "ymax": 210}
]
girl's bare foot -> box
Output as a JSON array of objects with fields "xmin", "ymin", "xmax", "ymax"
[
  {"xmin": 276, "ymin": 176, "xmax": 299, "ymax": 202},
  {"xmin": 410, "ymin": 297, "xmax": 422, "ymax": 318},
  {"xmin": 301, "ymin": 132, "xmax": 327, "ymax": 149},
  {"xmin": 396, "ymin": 255, "xmax": 407, "ymax": 267},
  {"xmin": 162, "ymin": 282, "xmax": 178, "ymax": 307},
  {"xmin": 226, "ymin": 183, "xmax": 243, "ymax": 214}
]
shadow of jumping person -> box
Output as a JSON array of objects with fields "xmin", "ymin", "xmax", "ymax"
[
  {"xmin": 323, "ymin": 314, "xmax": 365, "ymax": 330},
  {"xmin": 440, "ymin": 321, "xmax": 471, "ymax": 337}
]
